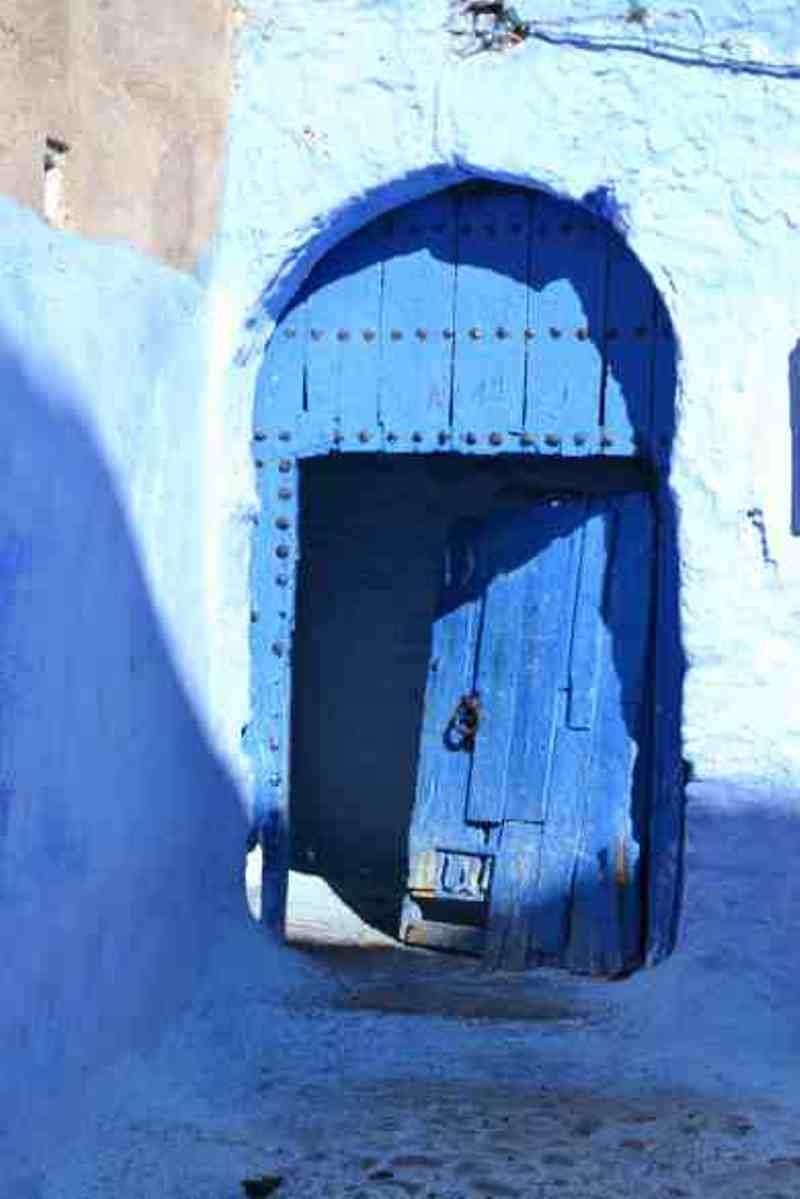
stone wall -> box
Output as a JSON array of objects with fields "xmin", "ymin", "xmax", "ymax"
[{"xmin": 0, "ymin": 0, "xmax": 231, "ymax": 269}]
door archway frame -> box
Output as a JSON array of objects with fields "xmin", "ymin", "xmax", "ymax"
[{"xmin": 242, "ymin": 169, "xmax": 685, "ymax": 969}]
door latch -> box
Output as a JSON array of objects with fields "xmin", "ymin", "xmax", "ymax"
[{"xmin": 445, "ymin": 692, "xmax": 482, "ymax": 753}]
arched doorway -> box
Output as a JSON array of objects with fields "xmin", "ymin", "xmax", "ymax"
[{"xmin": 247, "ymin": 180, "xmax": 683, "ymax": 976}]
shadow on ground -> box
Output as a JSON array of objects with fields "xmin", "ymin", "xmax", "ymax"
[{"xmin": 294, "ymin": 944, "xmax": 598, "ymax": 1023}]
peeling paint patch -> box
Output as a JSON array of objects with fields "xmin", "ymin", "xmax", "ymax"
[{"xmin": 581, "ymin": 183, "xmax": 631, "ymax": 234}]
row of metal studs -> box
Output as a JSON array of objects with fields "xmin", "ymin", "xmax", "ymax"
[
  {"xmin": 251, "ymin": 459, "xmax": 295, "ymax": 680},
  {"xmin": 257, "ymin": 460, "xmax": 290, "ymax": 785},
  {"xmin": 254, "ymin": 431, "xmax": 625, "ymax": 450},
  {"xmin": 283, "ymin": 325, "xmax": 662, "ymax": 341},
  {"xmin": 268, "ymin": 515, "xmax": 287, "ymax": 768}
]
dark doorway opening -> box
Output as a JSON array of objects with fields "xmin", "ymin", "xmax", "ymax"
[{"xmin": 288, "ymin": 452, "xmax": 654, "ymax": 952}]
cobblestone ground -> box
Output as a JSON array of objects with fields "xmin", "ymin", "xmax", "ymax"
[
  {"xmin": 44, "ymin": 938, "xmax": 800, "ymax": 1199},
  {"xmin": 239, "ymin": 1082, "xmax": 797, "ymax": 1199}
]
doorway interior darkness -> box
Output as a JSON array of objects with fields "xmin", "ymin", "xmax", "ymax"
[{"xmin": 289, "ymin": 452, "xmax": 657, "ymax": 972}]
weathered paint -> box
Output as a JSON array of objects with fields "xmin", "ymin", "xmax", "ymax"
[
  {"xmin": 287, "ymin": 454, "xmax": 653, "ymax": 943},
  {"xmin": 404, "ymin": 491, "xmax": 655, "ymax": 974},
  {"xmin": 0, "ymin": 199, "xmax": 245, "ymax": 1189},
  {"xmin": 3, "ymin": 0, "xmax": 800, "ymax": 1186},
  {"xmin": 215, "ymin": 0, "xmax": 800, "ymax": 798},
  {"xmin": 252, "ymin": 183, "xmax": 669, "ymax": 459},
  {"xmin": 249, "ymin": 181, "xmax": 679, "ymax": 969}
]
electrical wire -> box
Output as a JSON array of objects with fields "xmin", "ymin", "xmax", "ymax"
[{"xmin": 453, "ymin": 3, "xmax": 800, "ymax": 78}]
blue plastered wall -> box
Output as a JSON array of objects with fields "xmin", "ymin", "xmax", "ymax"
[
  {"xmin": 0, "ymin": 201, "xmax": 244, "ymax": 1188},
  {"xmin": 213, "ymin": 0, "xmax": 800, "ymax": 1026},
  {"xmin": 4, "ymin": 0, "xmax": 800, "ymax": 1183},
  {"xmin": 216, "ymin": 0, "xmax": 800, "ymax": 791}
]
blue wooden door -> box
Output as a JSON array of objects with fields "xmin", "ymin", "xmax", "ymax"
[
  {"xmin": 250, "ymin": 177, "xmax": 682, "ymax": 968},
  {"xmin": 402, "ymin": 490, "xmax": 654, "ymax": 975}
]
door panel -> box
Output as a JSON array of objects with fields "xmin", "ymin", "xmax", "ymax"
[
  {"xmin": 451, "ymin": 187, "xmax": 531, "ymax": 437},
  {"xmin": 379, "ymin": 192, "xmax": 457, "ymax": 451},
  {"xmin": 566, "ymin": 495, "xmax": 654, "ymax": 974},
  {"xmin": 251, "ymin": 181, "xmax": 680, "ymax": 961},
  {"xmin": 467, "ymin": 499, "xmax": 586, "ymax": 825},
  {"xmin": 484, "ymin": 821, "xmax": 544, "ymax": 971},
  {"xmin": 403, "ymin": 491, "xmax": 654, "ymax": 975},
  {"xmin": 528, "ymin": 196, "xmax": 608, "ymax": 453},
  {"xmin": 408, "ymin": 518, "xmax": 486, "ymax": 859},
  {"xmin": 304, "ymin": 227, "xmax": 383, "ymax": 450}
]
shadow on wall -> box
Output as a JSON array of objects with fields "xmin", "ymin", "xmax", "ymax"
[
  {"xmin": 790, "ymin": 340, "xmax": 800, "ymax": 535},
  {"xmin": 0, "ymin": 335, "xmax": 245, "ymax": 1192}
]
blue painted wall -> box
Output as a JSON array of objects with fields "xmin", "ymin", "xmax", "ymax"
[
  {"xmin": 0, "ymin": 201, "xmax": 245, "ymax": 1191},
  {"xmin": 218, "ymin": 0, "xmax": 800, "ymax": 789},
  {"xmin": 5, "ymin": 0, "xmax": 800, "ymax": 1184}
]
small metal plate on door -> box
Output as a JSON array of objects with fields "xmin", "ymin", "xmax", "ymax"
[{"xmin": 409, "ymin": 849, "xmax": 494, "ymax": 902}]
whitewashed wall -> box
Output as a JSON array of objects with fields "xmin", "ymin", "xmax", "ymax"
[{"xmin": 213, "ymin": 0, "xmax": 800, "ymax": 791}]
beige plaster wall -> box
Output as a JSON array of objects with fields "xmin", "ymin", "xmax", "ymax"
[{"xmin": 0, "ymin": 0, "xmax": 231, "ymax": 269}]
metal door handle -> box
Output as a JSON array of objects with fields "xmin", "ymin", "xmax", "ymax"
[{"xmin": 444, "ymin": 692, "xmax": 482, "ymax": 753}]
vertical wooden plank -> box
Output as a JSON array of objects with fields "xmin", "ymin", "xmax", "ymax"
[
  {"xmin": 379, "ymin": 192, "xmax": 457, "ymax": 454},
  {"xmin": 566, "ymin": 494, "xmax": 654, "ymax": 975},
  {"xmin": 526, "ymin": 506, "xmax": 606, "ymax": 963},
  {"xmin": 527, "ymin": 197, "xmax": 607, "ymax": 455},
  {"xmin": 606, "ymin": 494, "xmax": 655, "ymax": 705},
  {"xmin": 602, "ymin": 235, "xmax": 655, "ymax": 456},
  {"xmin": 566, "ymin": 507, "xmax": 607, "ymax": 730},
  {"xmin": 247, "ymin": 454, "xmax": 299, "ymax": 932},
  {"xmin": 568, "ymin": 697, "xmax": 649, "ymax": 975},
  {"xmin": 646, "ymin": 482, "xmax": 684, "ymax": 964},
  {"xmin": 483, "ymin": 821, "xmax": 543, "ymax": 971},
  {"xmin": 527, "ymin": 725, "xmax": 591, "ymax": 961},
  {"xmin": 304, "ymin": 224, "xmax": 384, "ymax": 451},
  {"xmin": 644, "ymin": 294, "xmax": 679, "ymax": 960},
  {"xmin": 406, "ymin": 518, "xmax": 488, "ymax": 877},
  {"xmin": 254, "ymin": 294, "xmax": 308, "ymax": 447},
  {"xmin": 451, "ymin": 185, "xmax": 530, "ymax": 448},
  {"xmin": 467, "ymin": 499, "xmax": 585, "ymax": 825},
  {"xmin": 563, "ymin": 503, "xmax": 621, "ymax": 975}
]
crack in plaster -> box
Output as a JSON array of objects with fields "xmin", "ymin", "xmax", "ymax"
[{"xmin": 524, "ymin": 26, "xmax": 800, "ymax": 78}]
